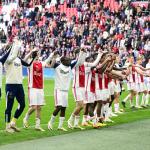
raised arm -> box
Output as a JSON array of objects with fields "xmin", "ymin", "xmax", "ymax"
[
  {"xmin": 95, "ymin": 56, "xmax": 112, "ymax": 73},
  {"xmin": 20, "ymin": 51, "xmax": 38, "ymax": 67},
  {"xmin": 107, "ymin": 72, "xmax": 123, "ymax": 80},
  {"xmin": 6, "ymin": 40, "xmax": 22, "ymax": 64},
  {"xmin": 84, "ymin": 52, "xmax": 103, "ymax": 68},
  {"xmin": 123, "ymin": 66, "xmax": 132, "ymax": 76},
  {"xmin": 23, "ymin": 48, "xmax": 37, "ymax": 62},
  {"xmin": 96, "ymin": 56, "xmax": 111, "ymax": 70},
  {"xmin": 43, "ymin": 51, "xmax": 59, "ymax": 67},
  {"xmin": 106, "ymin": 60, "xmax": 115, "ymax": 72},
  {"xmin": 134, "ymin": 64, "xmax": 150, "ymax": 71},
  {"xmin": 49, "ymin": 57, "xmax": 57, "ymax": 68},
  {"xmin": 20, "ymin": 57, "xmax": 35, "ymax": 67},
  {"xmin": 135, "ymin": 67, "xmax": 150, "ymax": 77},
  {"xmin": 108, "ymin": 70, "xmax": 127, "ymax": 80},
  {"xmin": 75, "ymin": 49, "xmax": 87, "ymax": 67},
  {"xmin": 0, "ymin": 48, "xmax": 11, "ymax": 65}
]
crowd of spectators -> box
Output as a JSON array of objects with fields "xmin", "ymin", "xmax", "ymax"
[{"xmin": 0, "ymin": 0, "xmax": 149, "ymax": 65}]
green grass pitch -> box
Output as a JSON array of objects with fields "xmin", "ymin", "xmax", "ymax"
[{"xmin": 0, "ymin": 78, "xmax": 150, "ymax": 146}]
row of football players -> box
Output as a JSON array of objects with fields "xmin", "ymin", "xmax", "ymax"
[
  {"xmin": 64, "ymin": 50, "xmax": 150, "ymax": 130},
  {"xmin": 24, "ymin": 45, "xmax": 150, "ymax": 131},
  {"xmin": 122, "ymin": 56, "xmax": 150, "ymax": 109},
  {"xmin": 24, "ymin": 47, "xmax": 128, "ymax": 131},
  {"xmin": 1, "ymin": 37, "xmax": 150, "ymax": 133}
]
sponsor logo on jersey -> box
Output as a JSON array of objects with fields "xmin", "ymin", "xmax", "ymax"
[
  {"xmin": 79, "ymin": 71, "xmax": 85, "ymax": 75},
  {"xmin": 60, "ymin": 69, "xmax": 69, "ymax": 74},
  {"xmin": 14, "ymin": 62, "xmax": 21, "ymax": 67},
  {"xmin": 33, "ymin": 71, "xmax": 42, "ymax": 76}
]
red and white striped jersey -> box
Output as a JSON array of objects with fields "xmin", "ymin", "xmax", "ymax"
[
  {"xmin": 108, "ymin": 76, "xmax": 112, "ymax": 83},
  {"xmin": 72, "ymin": 64, "xmax": 85, "ymax": 88},
  {"xmin": 134, "ymin": 66, "xmax": 144, "ymax": 83},
  {"xmin": 127, "ymin": 66, "xmax": 136, "ymax": 83},
  {"xmin": 108, "ymin": 76, "xmax": 120, "ymax": 85},
  {"xmin": 95, "ymin": 72, "xmax": 109, "ymax": 90},
  {"xmin": 146, "ymin": 63, "xmax": 150, "ymax": 82},
  {"xmin": 28, "ymin": 61, "xmax": 44, "ymax": 89},
  {"xmin": 84, "ymin": 53, "xmax": 102, "ymax": 93},
  {"xmin": 85, "ymin": 66, "xmax": 95, "ymax": 93}
]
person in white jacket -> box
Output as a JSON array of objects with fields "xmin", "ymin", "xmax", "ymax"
[
  {"xmin": 4, "ymin": 37, "xmax": 37, "ymax": 133},
  {"xmin": 0, "ymin": 43, "xmax": 12, "ymax": 99},
  {"xmin": 48, "ymin": 49, "xmax": 86, "ymax": 131}
]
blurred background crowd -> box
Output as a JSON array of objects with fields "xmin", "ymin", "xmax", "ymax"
[{"xmin": 0, "ymin": 0, "xmax": 149, "ymax": 65}]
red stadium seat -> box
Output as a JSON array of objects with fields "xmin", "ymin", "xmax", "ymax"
[
  {"xmin": 0, "ymin": 6, "xmax": 2, "ymax": 14},
  {"xmin": 60, "ymin": 5, "xmax": 64, "ymax": 13},
  {"xmin": 38, "ymin": 21, "xmax": 43, "ymax": 27}
]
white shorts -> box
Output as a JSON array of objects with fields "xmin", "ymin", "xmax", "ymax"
[
  {"xmin": 114, "ymin": 82, "xmax": 121, "ymax": 93},
  {"xmin": 135, "ymin": 83, "xmax": 147, "ymax": 93},
  {"xmin": 145, "ymin": 83, "xmax": 150, "ymax": 91},
  {"xmin": 54, "ymin": 89, "xmax": 68, "ymax": 107},
  {"xmin": 108, "ymin": 81, "xmax": 115, "ymax": 95},
  {"xmin": 84, "ymin": 91, "xmax": 95, "ymax": 104},
  {"xmin": 95, "ymin": 89, "xmax": 110, "ymax": 101},
  {"xmin": 72, "ymin": 87, "xmax": 85, "ymax": 102},
  {"xmin": 127, "ymin": 82, "xmax": 136, "ymax": 91},
  {"xmin": 28, "ymin": 88, "xmax": 45, "ymax": 106}
]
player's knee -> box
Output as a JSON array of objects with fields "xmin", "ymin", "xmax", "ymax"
[
  {"xmin": 133, "ymin": 92, "xmax": 136, "ymax": 95},
  {"xmin": 78, "ymin": 105, "xmax": 83, "ymax": 111},
  {"xmin": 57, "ymin": 106, "xmax": 62, "ymax": 111},
  {"xmin": 78, "ymin": 106, "xmax": 83, "ymax": 111},
  {"xmin": 61, "ymin": 107, "xmax": 66, "ymax": 111},
  {"xmin": 32, "ymin": 106, "xmax": 37, "ymax": 110},
  {"xmin": 111, "ymin": 95, "xmax": 115, "ymax": 101},
  {"xmin": 75, "ymin": 107, "xmax": 82, "ymax": 115},
  {"xmin": 61, "ymin": 107, "xmax": 66, "ymax": 112},
  {"xmin": 88, "ymin": 105, "xmax": 93, "ymax": 113},
  {"xmin": 53, "ymin": 106, "xmax": 62, "ymax": 116},
  {"xmin": 80, "ymin": 101, "xmax": 84, "ymax": 107},
  {"xmin": 7, "ymin": 91, "xmax": 14, "ymax": 100},
  {"xmin": 37, "ymin": 106, "xmax": 41, "ymax": 111},
  {"xmin": 60, "ymin": 107, "xmax": 66, "ymax": 117},
  {"xmin": 77, "ymin": 102, "xmax": 83, "ymax": 109}
]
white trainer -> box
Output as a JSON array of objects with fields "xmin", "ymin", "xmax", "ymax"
[
  {"xmin": 115, "ymin": 111, "xmax": 123, "ymax": 114},
  {"xmin": 58, "ymin": 127, "xmax": 68, "ymax": 132},
  {"xmin": 23, "ymin": 118, "xmax": 29, "ymax": 128},
  {"xmin": 48, "ymin": 121, "xmax": 53, "ymax": 130},
  {"xmin": 6, "ymin": 127, "xmax": 15, "ymax": 133},
  {"xmin": 74, "ymin": 125, "xmax": 85, "ymax": 130},
  {"xmin": 35, "ymin": 126, "xmax": 45, "ymax": 132},
  {"xmin": 67, "ymin": 120, "xmax": 74, "ymax": 129},
  {"xmin": 135, "ymin": 106, "xmax": 142, "ymax": 109},
  {"xmin": 110, "ymin": 112, "xmax": 118, "ymax": 117},
  {"xmin": 104, "ymin": 118, "xmax": 114, "ymax": 123},
  {"xmin": 10, "ymin": 122, "xmax": 21, "ymax": 132}
]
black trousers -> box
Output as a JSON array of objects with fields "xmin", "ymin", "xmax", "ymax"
[{"xmin": 5, "ymin": 84, "xmax": 25, "ymax": 123}]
